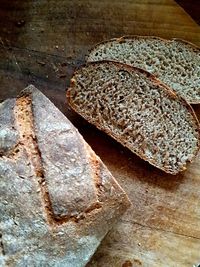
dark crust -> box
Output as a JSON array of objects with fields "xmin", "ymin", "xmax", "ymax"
[
  {"xmin": 67, "ymin": 60, "xmax": 200, "ymax": 175},
  {"xmin": 86, "ymin": 36, "xmax": 200, "ymax": 104}
]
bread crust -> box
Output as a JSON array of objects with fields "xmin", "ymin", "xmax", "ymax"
[
  {"xmin": 67, "ymin": 61, "xmax": 200, "ymax": 175},
  {"xmin": 86, "ymin": 36, "xmax": 200, "ymax": 104}
]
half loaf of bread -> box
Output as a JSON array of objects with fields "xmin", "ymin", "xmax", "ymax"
[
  {"xmin": 67, "ymin": 61, "xmax": 200, "ymax": 174},
  {"xmin": 87, "ymin": 36, "xmax": 200, "ymax": 104},
  {"xmin": 0, "ymin": 85, "xmax": 130, "ymax": 267}
]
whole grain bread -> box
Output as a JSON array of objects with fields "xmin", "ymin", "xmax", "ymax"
[
  {"xmin": 87, "ymin": 36, "xmax": 200, "ymax": 104},
  {"xmin": 0, "ymin": 85, "xmax": 130, "ymax": 267},
  {"xmin": 67, "ymin": 61, "xmax": 200, "ymax": 174}
]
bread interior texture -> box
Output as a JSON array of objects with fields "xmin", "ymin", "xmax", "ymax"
[
  {"xmin": 69, "ymin": 62, "xmax": 199, "ymax": 174},
  {"xmin": 88, "ymin": 38, "xmax": 200, "ymax": 103}
]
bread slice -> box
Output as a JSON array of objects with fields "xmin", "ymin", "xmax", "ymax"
[
  {"xmin": 67, "ymin": 61, "xmax": 200, "ymax": 175},
  {"xmin": 0, "ymin": 85, "xmax": 130, "ymax": 267},
  {"xmin": 87, "ymin": 36, "xmax": 200, "ymax": 104}
]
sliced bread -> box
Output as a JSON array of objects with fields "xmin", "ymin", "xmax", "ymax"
[
  {"xmin": 87, "ymin": 36, "xmax": 200, "ymax": 104},
  {"xmin": 67, "ymin": 61, "xmax": 200, "ymax": 174}
]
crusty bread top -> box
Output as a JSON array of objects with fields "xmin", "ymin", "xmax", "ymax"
[
  {"xmin": 67, "ymin": 60, "xmax": 200, "ymax": 174},
  {"xmin": 87, "ymin": 36, "xmax": 200, "ymax": 104}
]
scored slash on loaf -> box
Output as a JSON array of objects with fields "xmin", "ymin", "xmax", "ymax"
[
  {"xmin": 87, "ymin": 36, "xmax": 200, "ymax": 104},
  {"xmin": 67, "ymin": 61, "xmax": 200, "ymax": 175}
]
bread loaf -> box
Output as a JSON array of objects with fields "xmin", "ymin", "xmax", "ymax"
[
  {"xmin": 67, "ymin": 61, "xmax": 200, "ymax": 174},
  {"xmin": 0, "ymin": 85, "xmax": 130, "ymax": 267},
  {"xmin": 87, "ymin": 36, "xmax": 200, "ymax": 104}
]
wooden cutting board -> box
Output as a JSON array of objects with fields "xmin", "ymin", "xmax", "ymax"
[{"xmin": 0, "ymin": 0, "xmax": 200, "ymax": 266}]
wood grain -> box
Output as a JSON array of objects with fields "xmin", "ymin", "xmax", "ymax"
[
  {"xmin": 175, "ymin": 0, "xmax": 200, "ymax": 25},
  {"xmin": 88, "ymin": 221, "xmax": 200, "ymax": 267},
  {"xmin": 0, "ymin": 0, "xmax": 200, "ymax": 266}
]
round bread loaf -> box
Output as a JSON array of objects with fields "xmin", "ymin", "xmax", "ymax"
[{"xmin": 0, "ymin": 85, "xmax": 130, "ymax": 267}]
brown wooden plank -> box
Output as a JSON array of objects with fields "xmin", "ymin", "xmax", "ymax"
[
  {"xmin": 175, "ymin": 0, "xmax": 200, "ymax": 25},
  {"xmin": 87, "ymin": 221, "xmax": 200, "ymax": 267},
  {"xmin": 0, "ymin": 0, "xmax": 200, "ymax": 266},
  {"xmin": 0, "ymin": 0, "xmax": 199, "ymax": 58}
]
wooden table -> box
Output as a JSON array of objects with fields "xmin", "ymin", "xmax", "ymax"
[{"xmin": 0, "ymin": 1, "xmax": 200, "ymax": 266}]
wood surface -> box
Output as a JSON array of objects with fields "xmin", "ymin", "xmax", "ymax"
[{"xmin": 0, "ymin": 0, "xmax": 200, "ymax": 266}]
